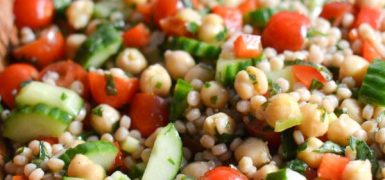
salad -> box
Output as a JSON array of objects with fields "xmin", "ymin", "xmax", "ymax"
[{"xmin": 1, "ymin": 0, "xmax": 385, "ymax": 179}]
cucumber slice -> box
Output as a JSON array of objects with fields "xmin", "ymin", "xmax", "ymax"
[
  {"xmin": 142, "ymin": 123, "xmax": 182, "ymax": 180},
  {"xmin": 266, "ymin": 168, "xmax": 306, "ymax": 180},
  {"xmin": 60, "ymin": 141, "xmax": 118, "ymax": 170},
  {"xmin": 359, "ymin": 60, "xmax": 385, "ymax": 106},
  {"xmin": 15, "ymin": 81, "xmax": 83, "ymax": 116},
  {"xmin": 170, "ymin": 79, "xmax": 193, "ymax": 122},
  {"xmin": 3, "ymin": 104, "xmax": 73, "ymax": 143},
  {"xmin": 168, "ymin": 37, "xmax": 221, "ymax": 59},
  {"xmin": 108, "ymin": 171, "xmax": 131, "ymax": 180},
  {"xmin": 76, "ymin": 24, "xmax": 122, "ymax": 68}
]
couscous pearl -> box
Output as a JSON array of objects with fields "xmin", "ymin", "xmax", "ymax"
[
  {"xmin": 13, "ymin": 155, "xmax": 28, "ymax": 166},
  {"xmin": 175, "ymin": 120, "xmax": 187, "ymax": 133},
  {"xmin": 187, "ymin": 91, "xmax": 200, "ymax": 107},
  {"xmin": 68, "ymin": 121, "xmax": 83, "ymax": 135},
  {"xmin": 24, "ymin": 163, "xmax": 37, "ymax": 176},
  {"xmin": 270, "ymin": 56, "xmax": 284, "ymax": 70},
  {"xmin": 28, "ymin": 140, "xmax": 40, "ymax": 156},
  {"xmin": 293, "ymin": 130, "xmax": 305, "ymax": 145},
  {"xmin": 186, "ymin": 122, "xmax": 197, "ymax": 134},
  {"xmin": 115, "ymin": 127, "xmax": 129, "ymax": 142},
  {"xmin": 276, "ymin": 78, "xmax": 290, "ymax": 92},
  {"xmin": 130, "ymin": 130, "xmax": 142, "ymax": 139},
  {"xmin": 200, "ymin": 135, "xmax": 215, "ymax": 149},
  {"xmin": 341, "ymin": 77, "xmax": 356, "ymax": 88},
  {"xmin": 212, "ymin": 143, "xmax": 228, "ymax": 156},
  {"xmin": 337, "ymin": 87, "xmax": 352, "ymax": 99},
  {"xmin": 190, "ymin": 79, "xmax": 204, "ymax": 90},
  {"xmin": 59, "ymin": 132, "xmax": 74, "ymax": 147},
  {"xmin": 362, "ymin": 104, "xmax": 374, "ymax": 120},
  {"xmin": 239, "ymin": 156, "xmax": 256, "ymax": 176},
  {"xmin": 322, "ymin": 81, "xmax": 337, "ymax": 94},
  {"xmin": 236, "ymin": 100, "xmax": 250, "ymax": 114},
  {"xmin": 101, "ymin": 133, "xmax": 114, "ymax": 142},
  {"xmin": 120, "ymin": 115, "xmax": 131, "ymax": 129},
  {"xmin": 376, "ymin": 128, "xmax": 385, "ymax": 144},
  {"xmin": 29, "ymin": 168, "xmax": 44, "ymax": 180},
  {"xmin": 47, "ymin": 158, "xmax": 65, "ymax": 172},
  {"xmin": 52, "ymin": 144, "xmax": 64, "ymax": 155},
  {"xmin": 186, "ymin": 108, "xmax": 201, "ymax": 122}
]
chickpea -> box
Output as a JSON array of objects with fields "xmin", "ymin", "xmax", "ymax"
[
  {"xmin": 124, "ymin": 0, "xmax": 147, "ymax": 6},
  {"xmin": 116, "ymin": 48, "xmax": 147, "ymax": 75},
  {"xmin": 184, "ymin": 63, "xmax": 214, "ymax": 82},
  {"xmin": 222, "ymin": 0, "xmax": 243, "ymax": 7},
  {"xmin": 68, "ymin": 154, "xmax": 105, "ymax": 180},
  {"xmin": 342, "ymin": 160, "xmax": 372, "ymax": 180},
  {"xmin": 200, "ymin": 81, "xmax": 229, "ymax": 108},
  {"xmin": 234, "ymin": 66, "xmax": 269, "ymax": 100},
  {"xmin": 90, "ymin": 104, "xmax": 120, "ymax": 135},
  {"xmin": 202, "ymin": 14, "xmax": 223, "ymax": 25},
  {"xmin": 340, "ymin": 98, "xmax": 363, "ymax": 123},
  {"xmin": 297, "ymin": 137, "xmax": 324, "ymax": 168},
  {"xmin": 339, "ymin": 55, "xmax": 369, "ymax": 84},
  {"xmin": 265, "ymin": 93, "xmax": 302, "ymax": 128},
  {"xmin": 203, "ymin": 112, "xmax": 235, "ymax": 136},
  {"xmin": 66, "ymin": 0, "xmax": 94, "ymax": 30},
  {"xmin": 164, "ymin": 50, "xmax": 196, "ymax": 79},
  {"xmin": 199, "ymin": 14, "xmax": 225, "ymax": 43},
  {"xmin": 66, "ymin": 34, "xmax": 87, "ymax": 59},
  {"xmin": 253, "ymin": 163, "xmax": 278, "ymax": 180},
  {"xmin": 234, "ymin": 138, "xmax": 271, "ymax": 167},
  {"xmin": 299, "ymin": 103, "xmax": 329, "ymax": 137},
  {"xmin": 176, "ymin": 8, "xmax": 202, "ymax": 24},
  {"xmin": 182, "ymin": 161, "xmax": 215, "ymax": 178},
  {"xmin": 355, "ymin": 0, "xmax": 385, "ymax": 8},
  {"xmin": 327, "ymin": 114, "xmax": 362, "ymax": 146},
  {"xmin": 140, "ymin": 64, "xmax": 172, "ymax": 96},
  {"xmin": 258, "ymin": 0, "xmax": 280, "ymax": 8}
]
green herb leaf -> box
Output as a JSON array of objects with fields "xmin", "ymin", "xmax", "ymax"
[
  {"xmin": 268, "ymin": 79, "xmax": 282, "ymax": 96},
  {"xmin": 216, "ymin": 133, "xmax": 234, "ymax": 144},
  {"xmin": 167, "ymin": 157, "xmax": 175, "ymax": 165},
  {"xmin": 376, "ymin": 111, "xmax": 385, "ymax": 123},
  {"xmin": 215, "ymin": 28, "xmax": 228, "ymax": 41},
  {"xmin": 104, "ymin": 73, "xmax": 117, "ymax": 96},
  {"xmin": 349, "ymin": 137, "xmax": 379, "ymax": 175},
  {"xmin": 210, "ymin": 96, "xmax": 218, "ymax": 105},
  {"xmin": 307, "ymin": 28, "xmax": 328, "ymax": 38},
  {"xmin": 310, "ymin": 79, "xmax": 324, "ymax": 90},
  {"xmin": 92, "ymin": 106, "xmax": 103, "ymax": 116},
  {"xmin": 313, "ymin": 141, "xmax": 344, "ymax": 155},
  {"xmin": 297, "ymin": 142, "xmax": 308, "ymax": 152},
  {"xmin": 60, "ymin": 92, "xmax": 68, "ymax": 101},
  {"xmin": 334, "ymin": 108, "xmax": 347, "ymax": 117},
  {"xmin": 32, "ymin": 141, "xmax": 50, "ymax": 166},
  {"xmin": 15, "ymin": 147, "xmax": 25, "ymax": 154},
  {"xmin": 181, "ymin": 0, "xmax": 193, "ymax": 8},
  {"xmin": 155, "ymin": 82, "xmax": 162, "ymax": 89},
  {"xmin": 249, "ymin": 8, "xmax": 275, "ymax": 28},
  {"xmin": 204, "ymin": 82, "xmax": 211, "ymax": 88},
  {"xmin": 321, "ymin": 111, "xmax": 327, "ymax": 122},
  {"xmin": 281, "ymin": 128, "xmax": 298, "ymax": 160},
  {"xmin": 186, "ymin": 22, "xmax": 199, "ymax": 34},
  {"xmin": 286, "ymin": 159, "xmax": 308, "ymax": 174}
]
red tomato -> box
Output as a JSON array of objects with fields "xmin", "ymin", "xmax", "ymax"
[
  {"xmin": 362, "ymin": 40, "xmax": 381, "ymax": 62},
  {"xmin": 13, "ymin": 27, "xmax": 65, "ymax": 68},
  {"xmin": 238, "ymin": 0, "xmax": 258, "ymax": 15},
  {"xmin": 110, "ymin": 142, "xmax": 124, "ymax": 172},
  {"xmin": 128, "ymin": 93, "xmax": 168, "ymax": 137},
  {"xmin": 13, "ymin": 0, "xmax": 54, "ymax": 29},
  {"xmin": 212, "ymin": 6, "xmax": 243, "ymax": 32},
  {"xmin": 233, "ymin": 34, "xmax": 262, "ymax": 58},
  {"xmin": 292, "ymin": 65, "xmax": 327, "ymax": 88},
  {"xmin": 136, "ymin": 3, "xmax": 153, "ymax": 23},
  {"xmin": 262, "ymin": 12, "xmax": 310, "ymax": 53},
  {"xmin": 320, "ymin": 2, "xmax": 354, "ymax": 26},
  {"xmin": 318, "ymin": 153, "xmax": 349, "ymax": 180},
  {"xmin": 159, "ymin": 17, "xmax": 191, "ymax": 37},
  {"xmin": 88, "ymin": 72, "xmax": 139, "ymax": 109},
  {"xmin": 200, "ymin": 166, "xmax": 248, "ymax": 180},
  {"xmin": 0, "ymin": 64, "xmax": 38, "ymax": 107},
  {"xmin": 353, "ymin": 6, "xmax": 383, "ymax": 30},
  {"xmin": 152, "ymin": 0, "xmax": 178, "ymax": 25},
  {"xmin": 39, "ymin": 60, "xmax": 89, "ymax": 97},
  {"xmin": 123, "ymin": 23, "xmax": 150, "ymax": 47},
  {"xmin": 245, "ymin": 119, "xmax": 281, "ymax": 152}
]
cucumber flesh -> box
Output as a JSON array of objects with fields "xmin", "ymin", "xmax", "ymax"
[
  {"xmin": 266, "ymin": 168, "xmax": 306, "ymax": 180},
  {"xmin": 108, "ymin": 171, "xmax": 131, "ymax": 180},
  {"xmin": 170, "ymin": 79, "xmax": 193, "ymax": 122},
  {"xmin": 142, "ymin": 123, "xmax": 182, "ymax": 180},
  {"xmin": 266, "ymin": 66, "xmax": 295, "ymax": 89},
  {"xmin": 3, "ymin": 104, "xmax": 73, "ymax": 143},
  {"xmin": 60, "ymin": 141, "xmax": 118, "ymax": 170},
  {"xmin": 15, "ymin": 81, "xmax": 83, "ymax": 116},
  {"xmin": 359, "ymin": 60, "xmax": 385, "ymax": 106},
  {"xmin": 168, "ymin": 37, "xmax": 221, "ymax": 59}
]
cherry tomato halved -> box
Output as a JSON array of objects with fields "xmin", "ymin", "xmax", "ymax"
[
  {"xmin": 262, "ymin": 11, "xmax": 310, "ymax": 53},
  {"xmin": 13, "ymin": 0, "xmax": 54, "ymax": 29},
  {"xmin": 199, "ymin": 166, "xmax": 248, "ymax": 180},
  {"xmin": 13, "ymin": 27, "xmax": 65, "ymax": 68},
  {"xmin": 128, "ymin": 93, "xmax": 168, "ymax": 137},
  {"xmin": 88, "ymin": 72, "xmax": 139, "ymax": 109},
  {"xmin": 353, "ymin": 6, "xmax": 383, "ymax": 30},
  {"xmin": 0, "ymin": 63, "xmax": 39, "ymax": 107},
  {"xmin": 39, "ymin": 60, "xmax": 89, "ymax": 98}
]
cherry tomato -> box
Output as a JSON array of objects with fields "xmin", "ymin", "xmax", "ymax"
[
  {"xmin": 39, "ymin": 60, "xmax": 89, "ymax": 97},
  {"xmin": 13, "ymin": 0, "xmax": 54, "ymax": 29},
  {"xmin": 0, "ymin": 64, "xmax": 39, "ymax": 107},
  {"xmin": 153, "ymin": 0, "xmax": 178, "ymax": 25},
  {"xmin": 320, "ymin": 2, "xmax": 354, "ymax": 26},
  {"xmin": 88, "ymin": 72, "xmax": 139, "ymax": 109},
  {"xmin": 262, "ymin": 11, "xmax": 310, "ymax": 53},
  {"xmin": 200, "ymin": 166, "xmax": 248, "ymax": 180},
  {"xmin": 13, "ymin": 27, "xmax": 65, "ymax": 68},
  {"xmin": 128, "ymin": 93, "xmax": 168, "ymax": 137}
]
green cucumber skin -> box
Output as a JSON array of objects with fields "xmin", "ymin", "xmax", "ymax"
[
  {"xmin": 359, "ymin": 60, "xmax": 385, "ymax": 106},
  {"xmin": 142, "ymin": 124, "xmax": 182, "ymax": 180},
  {"xmin": 249, "ymin": 8, "xmax": 275, "ymax": 28},
  {"xmin": 3, "ymin": 104, "xmax": 73, "ymax": 143},
  {"xmin": 75, "ymin": 24, "xmax": 122, "ymax": 69},
  {"xmin": 15, "ymin": 81, "xmax": 83, "ymax": 116},
  {"xmin": 168, "ymin": 37, "xmax": 221, "ymax": 59},
  {"xmin": 170, "ymin": 79, "xmax": 193, "ymax": 122},
  {"xmin": 266, "ymin": 168, "xmax": 306, "ymax": 180},
  {"xmin": 59, "ymin": 141, "xmax": 118, "ymax": 170}
]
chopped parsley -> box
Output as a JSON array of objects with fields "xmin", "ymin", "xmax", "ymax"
[
  {"xmin": 167, "ymin": 157, "xmax": 175, "ymax": 165},
  {"xmin": 376, "ymin": 111, "xmax": 385, "ymax": 123},
  {"xmin": 92, "ymin": 106, "xmax": 103, "ymax": 116},
  {"xmin": 349, "ymin": 137, "xmax": 379, "ymax": 174},
  {"xmin": 15, "ymin": 147, "xmax": 25, "ymax": 154},
  {"xmin": 268, "ymin": 79, "xmax": 282, "ymax": 96},
  {"xmin": 310, "ymin": 79, "xmax": 324, "ymax": 90},
  {"xmin": 313, "ymin": 141, "xmax": 344, "ymax": 155},
  {"xmin": 286, "ymin": 159, "xmax": 308, "ymax": 174},
  {"xmin": 155, "ymin": 82, "xmax": 162, "ymax": 89},
  {"xmin": 186, "ymin": 22, "xmax": 199, "ymax": 34},
  {"xmin": 60, "ymin": 92, "xmax": 68, "ymax": 101},
  {"xmin": 210, "ymin": 96, "xmax": 218, "ymax": 105},
  {"xmin": 32, "ymin": 141, "xmax": 50, "ymax": 166},
  {"xmin": 334, "ymin": 108, "xmax": 347, "ymax": 117},
  {"xmin": 321, "ymin": 111, "xmax": 328, "ymax": 122},
  {"xmin": 204, "ymin": 82, "xmax": 211, "ymax": 88},
  {"xmin": 307, "ymin": 28, "xmax": 328, "ymax": 38},
  {"xmin": 104, "ymin": 73, "xmax": 118, "ymax": 96},
  {"xmin": 247, "ymin": 72, "xmax": 258, "ymax": 84},
  {"xmin": 215, "ymin": 28, "xmax": 228, "ymax": 41},
  {"xmin": 297, "ymin": 142, "xmax": 308, "ymax": 152}
]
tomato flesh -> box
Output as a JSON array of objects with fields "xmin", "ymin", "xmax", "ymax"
[
  {"xmin": 200, "ymin": 166, "xmax": 248, "ymax": 180},
  {"xmin": 234, "ymin": 34, "xmax": 262, "ymax": 58},
  {"xmin": 353, "ymin": 6, "xmax": 383, "ymax": 30},
  {"xmin": 320, "ymin": 2, "xmax": 354, "ymax": 26},
  {"xmin": 13, "ymin": 0, "xmax": 54, "ymax": 29},
  {"xmin": 123, "ymin": 23, "xmax": 150, "ymax": 47},
  {"xmin": 153, "ymin": 0, "xmax": 178, "ymax": 25},
  {"xmin": 213, "ymin": 6, "xmax": 243, "ymax": 32},
  {"xmin": 262, "ymin": 11, "xmax": 310, "ymax": 53},
  {"xmin": 292, "ymin": 65, "xmax": 327, "ymax": 88}
]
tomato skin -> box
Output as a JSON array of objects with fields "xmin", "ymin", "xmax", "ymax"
[
  {"xmin": 212, "ymin": 6, "xmax": 243, "ymax": 32},
  {"xmin": 13, "ymin": 27, "xmax": 65, "ymax": 68},
  {"xmin": 0, "ymin": 64, "xmax": 38, "ymax": 107},
  {"xmin": 292, "ymin": 65, "xmax": 327, "ymax": 88},
  {"xmin": 159, "ymin": 17, "xmax": 191, "ymax": 37},
  {"xmin": 262, "ymin": 12, "xmax": 310, "ymax": 53},
  {"xmin": 13, "ymin": 0, "xmax": 54, "ymax": 29},
  {"xmin": 128, "ymin": 93, "xmax": 168, "ymax": 137},
  {"xmin": 153, "ymin": 0, "xmax": 178, "ymax": 25},
  {"xmin": 88, "ymin": 72, "xmax": 139, "ymax": 109},
  {"xmin": 320, "ymin": 2, "xmax": 354, "ymax": 26},
  {"xmin": 200, "ymin": 166, "xmax": 248, "ymax": 180},
  {"xmin": 39, "ymin": 60, "xmax": 89, "ymax": 97},
  {"xmin": 123, "ymin": 23, "xmax": 150, "ymax": 47},
  {"xmin": 353, "ymin": 6, "xmax": 383, "ymax": 30}
]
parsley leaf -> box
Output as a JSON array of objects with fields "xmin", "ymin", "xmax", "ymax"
[
  {"xmin": 286, "ymin": 159, "xmax": 308, "ymax": 174},
  {"xmin": 376, "ymin": 111, "xmax": 385, "ymax": 123},
  {"xmin": 349, "ymin": 137, "xmax": 379, "ymax": 175},
  {"xmin": 268, "ymin": 79, "xmax": 282, "ymax": 96},
  {"xmin": 104, "ymin": 73, "xmax": 117, "ymax": 96},
  {"xmin": 186, "ymin": 22, "xmax": 199, "ymax": 34},
  {"xmin": 155, "ymin": 82, "xmax": 162, "ymax": 89},
  {"xmin": 307, "ymin": 28, "xmax": 328, "ymax": 38},
  {"xmin": 210, "ymin": 96, "xmax": 218, "ymax": 105},
  {"xmin": 313, "ymin": 141, "xmax": 344, "ymax": 155},
  {"xmin": 60, "ymin": 92, "xmax": 68, "ymax": 101},
  {"xmin": 334, "ymin": 108, "xmax": 347, "ymax": 117},
  {"xmin": 281, "ymin": 128, "xmax": 298, "ymax": 160},
  {"xmin": 92, "ymin": 106, "xmax": 103, "ymax": 116},
  {"xmin": 32, "ymin": 142, "xmax": 50, "ymax": 166},
  {"xmin": 297, "ymin": 142, "xmax": 308, "ymax": 152},
  {"xmin": 310, "ymin": 79, "xmax": 324, "ymax": 90},
  {"xmin": 215, "ymin": 28, "xmax": 228, "ymax": 41}
]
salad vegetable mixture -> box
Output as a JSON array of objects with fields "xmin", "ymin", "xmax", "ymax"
[{"xmin": 2, "ymin": 0, "xmax": 385, "ymax": 179}]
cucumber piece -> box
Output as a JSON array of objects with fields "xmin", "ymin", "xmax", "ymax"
[
  {"xmin": 359, "ymin": 60, "xmax": 385, "ymax": 106},
  {"xmin": 142, "ymin": 123, "xmax": 182, "ymax": 180},
  {"xmin": 15, "ymin": 81, "xmax": 83, "ymax": 116},
  {"xmin": 60, "ymin": 141, "xmax": 118, "ymax": 170},
  {"xmin": 285, "ymin": 59, "xmax": 333, "ymax": 81},
  {"xmin": 75, "ymin": 24, "xmax": 122, "ymax": 68},
  {"xmin": 248, "ymin": 8, "xmax": 275, "ymax": 28},
  {"xmin": 168, "ymin": 37, "xmax": 221, "ymax": 59},
  {"xmin": 63, "ymin": 177, "xmax": 85, "ymax": 180},
  {"xmin": 266, "ymin": 168, "xmax": 306, "ymax": 180},
  {"xmin": 3, "ymin": 104, "xmax": 73, "ymax": 143},
  {"xmin": 274, "ymin": 117, "xmax": 303, "ymax": 132},
  {"xmin": 108, "ymin": 171, "xmax": 131, "ymax": 180},
  {"xmin": 170, "ymin": 79, "xmax": 193, "ymax": 122}
]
